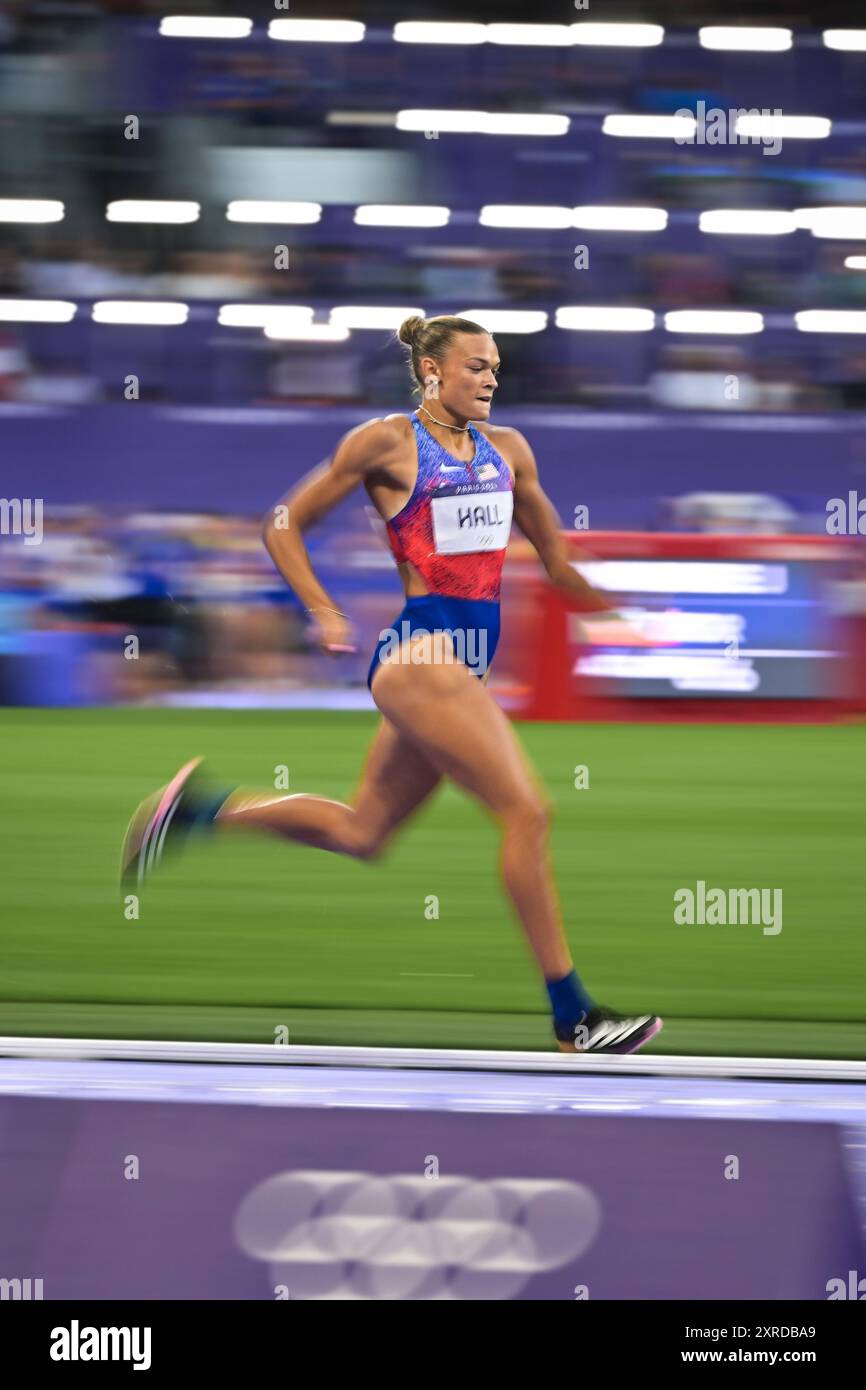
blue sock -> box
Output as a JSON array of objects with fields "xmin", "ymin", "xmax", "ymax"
[
  {"xmin": 201, "ymin": 788, "xmax": 235, "ymax": 826},
  {"xmin": 546, "ymin": 969, "xmax": 595, "ymax": 1029},
  {"xmin": 184, "ymin": 787, "xmax": 235, "ymax": 830}
]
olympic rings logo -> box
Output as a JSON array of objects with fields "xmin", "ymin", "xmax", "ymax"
[{"xmin": 234, "ymin": 1170, "xmax": 602, "ymax": 1300}]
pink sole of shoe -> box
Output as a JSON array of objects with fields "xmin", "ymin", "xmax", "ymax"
[
  {"xmin": 615, "ymin": 1018, "xmax": 663, "ymax": 1055},
  {"xmin": 152, "ymin": 757, "xmax": 203, "ymax": 825},
  {"xmin": 136, "ymin": 757, "xmax": 204, "ymax": 882}
]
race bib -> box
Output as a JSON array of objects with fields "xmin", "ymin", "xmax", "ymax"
[{"xmin": 431, "ymin": 490, "xmax": 514, "ymax": 555}]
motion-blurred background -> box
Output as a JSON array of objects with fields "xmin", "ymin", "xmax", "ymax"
[{"xmin": 1, "ymin": 2, "xmax": 865, "ymax": 1056}]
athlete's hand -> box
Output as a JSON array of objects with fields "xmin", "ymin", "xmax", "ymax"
[
  {"xmin": 306, "ymin": 606, "xmax": 357, "ymax": 655},
  {"xmin": 575, "ymin": 611, "xmax": 656, "ymax": 647}
]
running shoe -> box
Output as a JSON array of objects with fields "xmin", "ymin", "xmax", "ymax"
[
  {"xmin": 555, "ymin": 1006, "xmax": 663, "ymax": 1055},
  {"xmin": 120, "ymin": 756, "xmax": 216, "ymax": 892}
]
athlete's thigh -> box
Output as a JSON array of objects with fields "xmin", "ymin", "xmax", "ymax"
[
  {"xmin": 371, "ymin": 649, "xmax": 542, "ymax": 817},
  {"xmin": 350, "ymin": 714, "xmax": 443, "ymax": 840}
]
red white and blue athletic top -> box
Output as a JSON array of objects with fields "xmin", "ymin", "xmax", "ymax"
[{"xmin": 386, "ymin": 413, "xmax": 515, "ymax": 602}]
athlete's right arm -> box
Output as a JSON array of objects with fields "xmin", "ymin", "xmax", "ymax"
[{"xmin": 262, "ymin": 417, "xmax": 394, "ymax": 652}]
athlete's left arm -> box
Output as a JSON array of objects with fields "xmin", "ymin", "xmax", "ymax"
[{"xmin": 507, "ymin": 428, "xmax": 612, "ymax": 613}]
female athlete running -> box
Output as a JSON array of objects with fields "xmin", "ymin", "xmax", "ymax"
[{"xmin": 121, "ymin": 315, "xmax": 661, "ymax": 1055}]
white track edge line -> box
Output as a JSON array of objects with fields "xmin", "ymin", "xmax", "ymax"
[{"xmin": 0, "ymin": 1037, "xmax": 865, "ymax": 1081}]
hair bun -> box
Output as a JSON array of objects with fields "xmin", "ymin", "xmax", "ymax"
[{"xmin": 398, "ymin": 315, "xmax": 426, "ymax": 346}]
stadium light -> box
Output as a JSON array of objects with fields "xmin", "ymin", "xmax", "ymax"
[
  {"xmin": 555, "ymin": 307, "xmax": 656, "ymax": 332},
  {"xmin": 0, "ymin": 199, "xmax": 64, "ymax": 223},
  {"xmin": 159, "ymin": 17, "xmax": 253, "ymax": 39},
  {"xmin": 698, "ymin": 27, "xmax": 792, "ymax": 52},
  {"xmin": 226, "ymin": 201, "xmax": 322, "ymax": 224},
  {"xmin": 0, "ymin": 300, "xmax": 76, "ymax": 322},
  {"xmin": 218, "ymin": 305, "xmax": 314, "ymax": 328},
  {"xmin": 823, "ymin": 31, "xmax": 866, "ymax": 51},
  {"xmin": 329, "ymin": 306, "xmax": 424, "ymax": 330},
  {"xmin": 268, "ymin": 19, "xmax": 365, "ymax": 43},
  {"xmin": 456, "ymin": 310, "xmax": 547, "ymax": 334},
  {"xmin": 396, "ymin": 110, "xmax": 568, "ymax": 136},
  {"xmin": 734, "ymin": 115, "xmax": 831, "ymax": 140},
  {"xmin": 354, "ymin": 206, "xmax": 451, "ymax": 227},
  {"xmin": 106, "ymin": 201, "xmax": 200, "ymax": 224},
  {"xmin": 92, "ymin": 302, "xmax": 189, "ymax": 325},
  {"xmin": 795, "ymin": 310, "xmax": 866, "ymax": 333},
  {"xmin": 392, "ymin": 22, "xmax": 486, "ymax": 45},
  {"xmin": 264, "ymin": 322, "xmax": 350, "ymax": 341},
  {"xmin": 699, "ymin": 210, "xmax": 798, "ymax": 236},
  {"xmin": 397, "ymin": 109, "xmax": 485, "ymax": 133},
  {"xmin": 392, "ymin": 21, "xmax": 663, "ymax": 48},
  {"xmin": 603, "ymin": 114, "xmax": 696, "ymax": 139},
  {"xmin": 570, "ymin": 24, "xmax": 664, "ymax": 46},
  {"xmin": 572, "ymin": 206, "xmax": 668, "ymax": 231},
  {"xmin": 796, "ymin": 207, "xmax": 866, "ymax": 238},
  {"xmin": 844, "ymin": 256, "xmax": 866, "ymax": 269},
  {"xmin": 486, "ymin": 24, "xmax": 572, "ymax": 46},
  {"xmin": 480, "ymin": 205, "xmax": 573, "ymax": 229},
  {"xmin": 665, "ymin": 311, "xmax": 764, "ymax": 335},
  {"xmin": 484, "ymin": 113, "xmax": 569, "ymax": 136}
]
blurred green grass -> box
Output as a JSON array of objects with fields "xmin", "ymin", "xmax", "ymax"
[{"xmin": 2, "ymin": 709, "xmax": 865, "ymax": 1056}]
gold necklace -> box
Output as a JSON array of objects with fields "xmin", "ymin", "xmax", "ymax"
[{"xmin": 418, "ymin": 405, "xmax": 470, "ymax": 433}]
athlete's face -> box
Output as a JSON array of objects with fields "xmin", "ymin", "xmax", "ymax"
[{"xmin": 424, "ymin": 333, "xmax": 500, "ymax": 423}]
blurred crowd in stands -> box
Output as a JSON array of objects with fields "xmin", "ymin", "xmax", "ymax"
[
  {"xmin": 0, "ymin": 486, "xmax": 831, "ymax": 707},
  {"xmin": 2, "ymin": 5, "xmax": 866, "ymax": 408},
  {"xmin": 0, "ymin": 502, "xmax": 417, "ymax": 703}
]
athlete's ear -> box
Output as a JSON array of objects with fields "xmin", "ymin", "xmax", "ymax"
[{"xmin": 418, "ymin": 354, "xmax": 440, "ymax": 383}]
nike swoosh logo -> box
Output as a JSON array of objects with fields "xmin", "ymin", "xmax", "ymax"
[{"xmin": 439, "ymin": 464, "xmax": 466, "ymax": 472}]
